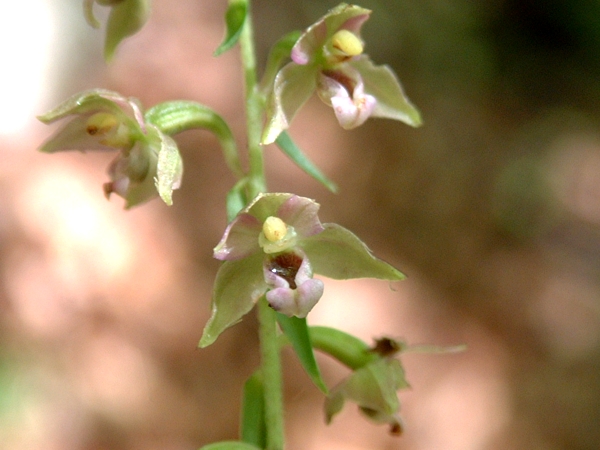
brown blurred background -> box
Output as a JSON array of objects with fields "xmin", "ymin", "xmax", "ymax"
[{"xmin": 2, "ymin": 0, "xmax": 600, "ymax": 448}]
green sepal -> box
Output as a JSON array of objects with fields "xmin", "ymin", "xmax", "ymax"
[
  {"xmin": 325, "ymin": 358, "xmax": 408, "ymax": 425},
  {"xmin": 145, "ymin": 101, "xmax": 243, "ymax": 178},
  {"xmin": 214, "ymin": 0, "xmax": 247, "ymax": 56},
  {"xmin": 199, "ymin": 442, "xmax": 261, "ymax": 450},
  {"xmin": 226, "ymin": 179, "xmax": 249, "ymax": 222},
  {"xmin": 199, "ymin": 254, "xmax": 266, "ymax": 348},
  {"xmin": 350, "ymin": 56, "xmax": 422, "ymax": 127},
  {"xmin": 309, "ymin": 326, "xmax": 376, "ymax": 370},
  {"xmin": 300, "ymin": 223, "xmax": 406, "ymax": 281},
  {"xmin": 104, "ymin": 0, "xmax": 151, "ymax": 62},
  {"xmin": 259, "ymin": 30, "xmax": 302, "ymax": 95},
  {"xmin": 154, "ymin": 129, "xmax": 183, "ymax": 206},
  {"xmin": 240, "ymin": 371, "xmax": 266, "ymax": 449},
  {"xmin": 276, "ymin": 314, "xmax": 328, "ymax": 394},
  {"xmin": 275, "ymin": 131, "xmax": 337, "ymax": 193},
  {"xmin": 37, "ymin": 89, "xmax": 142, "ymax": 127}
]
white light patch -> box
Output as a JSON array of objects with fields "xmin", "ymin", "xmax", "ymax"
[{"xmin": 0, "ymin": 1, "xmax": 54, "ymax": 135}]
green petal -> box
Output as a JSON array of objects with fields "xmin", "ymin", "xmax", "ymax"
[
  {"xmin": 37, "ymin": 89, "xmax": 137, "ymax": 124},
  {"xmin": 38, "ymin": 115, "xmax": 115, "ymax": 153},
  {"xmin": 104, "ymin": 0, "xmax": 151, "ymax": 62},
  {"xmin": 300, "ymin": 224, "xmax": 405, "ymax": 280},
  {"xmin": 342, "ymin": 358, "xmax": 405, "ymax": 417},
  {"xmin": 259, "ymin": 30, "xmax": 302, "ymax": 94},
  {"xmin": 199, "ymin": 254, "xmax": 267, "ymax": 347},
  {"xmin": 261, "ymin": 63, "xmax": 317, "ymax": 145},
  {"xmin": 154, "ymin": 127, "xmax": 183, "ymax": 206},
  {"xmin": 214, "ymin": 0, "xmax": 247, "ymax": 56},
  {"xmin": 350, "ymin": 56, "xmax": 422, "ymax": 127}
]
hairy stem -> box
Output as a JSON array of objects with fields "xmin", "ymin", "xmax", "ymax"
[
  {"xmin": 240, "ymin": 2, "xmax": 284, "ymax": 448},
  {"xmin": 240, "ymin": 0, "xmax": 266, "ymax": 199},
  {"xmin": 257, "ymin": 297, "xmax": 285, "ymax": 450}
]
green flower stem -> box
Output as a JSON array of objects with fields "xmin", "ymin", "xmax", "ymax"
[
  {"xmin": 240, "ymin": 2, "xmax": 283, "ymax": 448},
  {"xmin": 239, "ymin": 0, "xmax": 266, "ymax": 199},
  {"xmin": 257, "ymin": 297, "xmax": 285, "ymax": 450}
]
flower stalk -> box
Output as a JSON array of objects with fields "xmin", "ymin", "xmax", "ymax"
[{"xmin": 239, "ymin": 2, "xmax": 284, "ymax": 448}]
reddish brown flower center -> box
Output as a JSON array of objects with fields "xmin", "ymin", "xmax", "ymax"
[
  {"xmin": 267, "ymin": 252, "xmax": 303, "ymax": 289},
  {"xmin": 322, "ymin": 69, "xmax": 356, "ymax": 96}
]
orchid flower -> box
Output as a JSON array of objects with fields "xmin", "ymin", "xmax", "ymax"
[
  {"xmin": 200, "ymin": 193, "xmax": 404, "ymax": 347},
  {"xmin": 262, "ymin": 3, "xmax": 422, "ymax": 144},
  {"xmin": 38, "ymin": 89, "xmax": 182, "ymax": 208}
]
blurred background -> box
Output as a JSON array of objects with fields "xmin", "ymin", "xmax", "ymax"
[{"xmin": 2, "ymin": 0, "xmax": 600, "ymax": 448}]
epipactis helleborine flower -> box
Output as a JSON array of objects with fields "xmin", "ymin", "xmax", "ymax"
[
  {"xmin": 261, "ymin": 3, "xmax": 422, "ymax": 144},
  {"xmin": 38, "ymin": 89, "xmax": 183, "ymax": 208},
  {"xmin": 325, "ymin": 356, "xmax": 408, "ymax": 436},
  {"xmin": 199, "ymin": 193, "xmax": 404, "ymax": 347},
  {"xmin": 84, "ymin": 0, "xmax": 152, "ymax": 61}
]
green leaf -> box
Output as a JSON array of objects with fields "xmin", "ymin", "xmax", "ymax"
[
  {"xmin": 259, "ymin": 30, "xmax": 302, "ymax": 94},
  {"xmin": 199, "ymin": 441, "xmax": 261, "ymax": 450},
  {"xmin": 214, "ymin": 0, "xmax": 247, "ymax": 56},
  {"xmin": 276, "ymin": 314, "xmax": 328, "ymax": 394},
  {"xmin": 301, "ymin": 223, "xmax": 406, "ymax": 281},
  {"xmin": 199, "ymin": 254, "xmax": 266, "ymax": 348},
  {"xmin": 275, "ymin": 131, "xmax": 337, "ymax": 193},
  {"xmin": 241, "ymin": 372, "xmax": 266, "ymax": 448},
  {"xmin": 309, "ymin": 326, "xmax": 376, "ymax": 370},
  {"xmin": 154, "ymin": 129, "xmax": 183, "ymax": 206},
  {"xmin": 145, "ymin": 101, "xmax": 243, "ymax": 178}
]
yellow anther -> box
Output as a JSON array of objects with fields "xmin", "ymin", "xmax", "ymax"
[
  {"xmin": 263, "ymin": 216, "xmax": 288, "ymax": 242},
  {"xmin": 331, "ymin": 30, "xmax": 364, "ymax": 56},
  {"xmin": 86, "ymin": 112, "xmax": 118, "ymax": 136}
]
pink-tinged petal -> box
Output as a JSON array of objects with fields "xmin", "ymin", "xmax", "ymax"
[
  {"xmin": 246, "ymin": 192, "xmax": 294, "ymax": 222},
  {"xmin": 199, "ymin": 253, "xmax": 268, "ymax": 347},
  {"xmin": 349, "ymin": 56, "xmax": 422, "ymax": 127},
  {"xmin": 300, "ymin": 223, "xmax": 405, "ymax": 281},
  {"xmin": 264, "ymin": 252, "xmax": 324, "ymax": 317},
  {"xmin": 330, "ymin": 88, "xmax": 375, "ymax": 129},
  {"xmin": 213, "ymin": 213, "xmax": 262, "ymax": 261},
  {"xmin": 317, "ymin": 70, "xmax": 376, "ymax": 129},
  {"xmin": 266, "ymin": 278, "xmax": 323, "ymax": 318},
  {"xmin": 262, "ymin": 63, "xmax": 317, "ymax": 144},
  {"xmin": 338, "ymin": 13, "xmax": 370, "ymax": 35},
  {"xmin": 105, "ymin": 140, "xmax": 159, "ymax": 208},
  {"xmin": 291, "ymin": 4, "xmax": 371, "ymax": 65},
  {"xmin": 277, "ymin": 195, "xmax": 324, "ymax": 238}
]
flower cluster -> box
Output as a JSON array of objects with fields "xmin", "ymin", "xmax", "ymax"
[
  {"xmin": 200, "ymin": 193, "xmax": 404, "ymax": 347},
  {"xmin": 38, "ymin": 89, "xmax": 182, "ymax": 208},
  {"xmin": 262, "ymin": 3, "xmax": 421, "ymax": 144}
]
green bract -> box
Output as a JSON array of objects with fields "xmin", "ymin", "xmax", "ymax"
[
  {"xmin": 199, "ymin": 192, "xmax": 405, "ymax": 347},
  {"xmin": 84, "ymin": 0, "xmax": 152, "ymax": 61},
  {"xmin": 261, "ymin": 3, "xmax": 422, "ymax": 144},
  {"xmin": 38, "ymin": 89, "xmax": 183, "ymax": 208}
]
